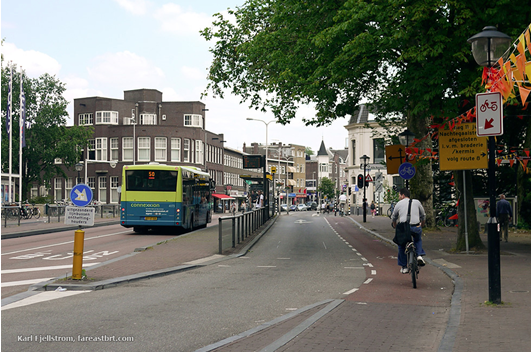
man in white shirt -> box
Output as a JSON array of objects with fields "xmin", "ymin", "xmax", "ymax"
[
  {"xmin": 338, "ymin": 192, "xmax": 347, "ymax": 215},
  {"xmin": 391, "ymin": 188, "xmax": 426, "ymax": 274}
]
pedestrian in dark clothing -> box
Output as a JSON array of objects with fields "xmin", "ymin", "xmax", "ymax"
[{"xmin": 496, "ymin": 194, "xmax": 512, "ymax": 242}]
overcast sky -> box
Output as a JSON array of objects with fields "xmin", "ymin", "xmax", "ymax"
[{"xmin": 1, "ymin": 0, "xmax": 350, "ymax": 153}]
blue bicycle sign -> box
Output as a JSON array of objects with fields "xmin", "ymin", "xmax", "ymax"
[{"xmin": 399, "ymin": 162, "xmax": 416, "ymax": 180}]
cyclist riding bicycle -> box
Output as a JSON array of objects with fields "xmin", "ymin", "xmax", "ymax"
[
  {"xmin": 391, "ymin": 188, "xmax": 426, "ymax": 274},
  {"xmin": 338, "ymin": 192, "xmax": 347, "ymax": 215}
]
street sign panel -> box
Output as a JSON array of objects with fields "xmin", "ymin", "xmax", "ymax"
[
  {"xmin": 65, "ymin": 206, "xmax": 95, "ymax": 226},
  {"xmin": 365, "ymin": 174, "xmax": 373, "ymax": 182},
  {"xmin": 398, "ymin": 162, "xmax": 416, "ymax": 180},
  {"xmin": 476, "ymin": 92, "xmax": 503, "ymax": 137},
  {"xmin": 439, "ymin": 123, "xmax": 488, "ymax": 171},
  {"xmin": 385, "ymin": 144, "xmax": 405, "ymax": 174},
  {"xmin": 70, "ymin": 184, "xmax": 93, "ymax": 207}
]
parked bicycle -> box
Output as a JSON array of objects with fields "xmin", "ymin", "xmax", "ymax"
[
  {"xmin": 405, "ymin": 241, "xmax": 420, "ymax": 289},
  {"xmin": 387, "ymin": 202, "xmax": 396, "ymax": 218}
]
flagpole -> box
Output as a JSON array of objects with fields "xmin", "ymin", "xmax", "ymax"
[
  {"xmin": 19, "ymin": 70, "xmax": 24, "ymax": 206},
  {"xmin": 8, "ymin": 66, "xmax": 13, "ymax": 203}
]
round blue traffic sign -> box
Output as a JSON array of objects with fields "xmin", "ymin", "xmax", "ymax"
[
  {"xmin": 70, "ymin": 184, "xmax": 93, "ymax": 207},
  {"xmin": 399, "ymin": 162, "xmax": 416, "ymax": 180}
]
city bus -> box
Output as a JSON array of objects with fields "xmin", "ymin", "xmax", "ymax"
[{"xmin": 120, "ymin": 163, "xmax": 213, "ymax": 233}]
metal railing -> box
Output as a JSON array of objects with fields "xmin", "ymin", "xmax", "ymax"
[
  {"xmin": 217, "ymin": 207, "xmax": 270, "ymax": 254},
  {"xmin": 43, "ymin": 204, "xmax": 120, "ymax": 223}
]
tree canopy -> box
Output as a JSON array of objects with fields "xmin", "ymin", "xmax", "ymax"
[{"xmin": 1, "ymin": 60, "xmax": 92, "ymax": 201}]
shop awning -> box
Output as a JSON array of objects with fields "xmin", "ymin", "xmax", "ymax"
[
  {"xmin": 212, "ymin": 194, "xmax": 235, "ymax": 200},
  {"xmin": 287, "ymin": 166, "xmax": 296, "ymax": 173},
  {"xmin": 287, "ymin": 179, "xmax": 297, "ymax": 186}
]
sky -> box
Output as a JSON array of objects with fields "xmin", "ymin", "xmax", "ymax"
[{"xmin": 1, "ymin": 0, "xmax": 351, "ymax": 153}]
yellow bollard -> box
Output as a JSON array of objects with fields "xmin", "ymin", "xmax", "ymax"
[{"xmin": 72, "ymin": 228, "xmax": 85, "ymax": 280}]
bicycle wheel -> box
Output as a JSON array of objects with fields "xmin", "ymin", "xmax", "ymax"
[{"xmin": 33, "ymin": 207, "xmax": 41, "ymax": 219}]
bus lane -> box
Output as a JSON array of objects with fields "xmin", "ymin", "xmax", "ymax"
[{"xmin": 1, "ymin": 224, "xmax": 175, "ymax": 298}]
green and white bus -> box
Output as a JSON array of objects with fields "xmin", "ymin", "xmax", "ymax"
[{"xmin": 120, "ymin": 163, "xmax": 213, "ymax": 233}]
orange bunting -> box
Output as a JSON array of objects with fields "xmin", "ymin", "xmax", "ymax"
[{"xmin": 518, "ymin": 86, "xmax": 531, "ymax": 106}]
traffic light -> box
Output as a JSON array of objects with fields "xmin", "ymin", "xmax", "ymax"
[
  {"xmin": 348, "ymin": 187, "xmax": 351, "ymax": 195},
  {"xmin": 357, "ymin": 174, "xmax": 365, "ymax": 188}
]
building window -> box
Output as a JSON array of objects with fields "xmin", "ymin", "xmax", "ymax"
[
  {"xmin": 122, "ymin": 137, "xmax": 133, "ymax": 161},
  {"xmin": 110, "ymin": 176, "xmax": 120, "ymax": 203},
  {"xmin": 195, "ymin": 140, "xmax": 203, "ymax": 165},
  {"xmin": 95, "ymin": 111, "xmax": 119, "ymax": 125},
  {"xmin": 171, "ymin": 138, "xmax": 181, "ymax": 162},
  {"xmin": 31, "ymin": 185, "xmax": 38, "ymax": 199},
  {"xmin": 79, "ymin": 113, "xmax": 93, "ymax": 126},
  {"xmin": 65, "ymin": 178, "xmax": 73, "ymax": 200},
  {"xmin": 183, "ymin": 139, "xmax": 190, "ymax": 162},
  {"xmin": 54, "ymin": 178, "xmax": 62, "ymax": 202},
  {"xmin": 88, "ymin": 177, "xmax": 96, "ymax": 189},
  {"xmin": 155, "ymin": 137, "xmax": 167, "ymax": 161},
  {"xmin": 88, "ymin": 139, "xmax": 96, "ymax": 160},
  {"xmin": 138, "ymin": 137, "xmax": 151, "ymax": 162},
  {"xmin": 98, "ymin": 176, "xmax": 107, "ymax": 203},
  {"xmin": 96, "ymin": 137, "xmax": 107, "ymax": 161},
  {"xmin": 373, "ymin": 138, "xmax": 385, "ymax": 164},
  {"xmin": 184, "ymin": 114, "xmax": 203, "ymax": 127},
  {"xmin": 351, "ymin": 140, "xmax": 356, "ymax": 166},
  {"xmin": 140, "ymin": 114, "xmax": 157, "ymax": 125},
  {"xmin": 110, "ymin": 138, "xmax": 119, "ymax": 161}
]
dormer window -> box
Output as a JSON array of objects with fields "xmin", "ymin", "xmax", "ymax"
[
  {"xmin": 95, "ymin": 111, "xmax": 118, "ymax": 125},
  {"xmin": 184, "ymin": 114, "xmax": 203, "ymax": 127}
]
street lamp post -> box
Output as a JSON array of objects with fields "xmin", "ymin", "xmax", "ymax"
[
  {"xmin": 468, "ymin": 26, "xmax": 511, "ymax": 304},
  {"xmin": 398, "ymin": 129, "xmax": 416, "ymax": 189},
  {"xmin": 246, "ymin": 118, "xmax": 276, "ymax": 173},
  {"xmin": 360, "ymin": 155, "xmax": 370, "ymax": 223},
  {"xmin": 75, "ymin": 163, "xmax": 83, "ymax": 185}
]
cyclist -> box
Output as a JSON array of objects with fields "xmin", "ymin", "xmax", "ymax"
[
  {"xmin": 338, "ymin": 192, "xmax": 347, "ymax": 216},
  {"xmin": 391, "ymin": 188, "xmax": 426, "ymax": 274}
]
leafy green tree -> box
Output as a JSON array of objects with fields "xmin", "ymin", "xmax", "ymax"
[
  {"xmin": 202, "ymin": 0, "xmax": 530, "ymax": 250},
  {"xmin": 318, "ymin": 177, "xmax": 335, "ymax": 201},
  {"xmin": 1, "ymin": 61, "xmax": 93, "ymax": 201},
  {"xmin": 305, "ymin": 147, "xmax": 314, "ymax": 156}
]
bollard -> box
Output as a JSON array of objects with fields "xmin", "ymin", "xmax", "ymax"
[{"xmin": 72, "ymin": 227, "xmax": 85, "ymax": 279}]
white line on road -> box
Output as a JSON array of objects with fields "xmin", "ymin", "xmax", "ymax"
[
  {"xmin": 1, "ymin": 263, "xmax": 100, "ymax": 274},
  {"xmin": 322, "ymin": 242, "xmax": 327, "ymax": 249},
  {"xmin": 277, "ymin": 258, "xmax": 291, "ymax": 260},
  {"xmin": 363, "ymin": 278, "xmax": 373, "ymax": 284},
  {"xmin": 2, "ymin": 230, "xmax": 132, "ymax": 256},
  {"xmin": 371, "ymin": 270, "xmax": 377, "ymax": 275},
  {"xmin": 2, "ymin": 278, "xmax": 55, "ymax": 287},
  {"xmin": 2, "ymin": 290, "xmax": 91, "ymax": 310},
  {"xmin": 343, "ymin": 288, "xmax": 359, "ymax": 295}
]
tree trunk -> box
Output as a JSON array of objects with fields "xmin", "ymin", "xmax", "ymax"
[{"xmin": 454, "ymin": 170, "xmax": 485, "ymax": 251}]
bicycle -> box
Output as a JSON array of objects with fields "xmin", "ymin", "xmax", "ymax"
[
  {"xmin": 405, "ymin": 241, "xmax": 420, "ymax": 288},
  {"xmin": 435, "ymin": 203, "xmax": 457, "ymax": 227}
]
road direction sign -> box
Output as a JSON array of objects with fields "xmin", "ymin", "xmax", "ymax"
[
  {"xmin": 70, "ymin": 184, "xmax": 93, "ymax": 207},
  {"xmin": 385, "ymin": 144, "xmax": 405, "ymax": 174},
  {"xmin": 476, "ymin": 92, "xmax": 503, "ymax": 137},
  {"xmin": 439, "ymin": 123, "xmax": 488, "ymax": 171}
]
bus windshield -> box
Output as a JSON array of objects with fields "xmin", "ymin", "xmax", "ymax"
[{"xmin": 125, "ymin": 170, "xmax": 178, "ymax": 192}]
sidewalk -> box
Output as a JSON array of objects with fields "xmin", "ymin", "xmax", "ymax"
[{"xmin": 2, "ymin": 212, "xmax": 530, "ymax": 351}]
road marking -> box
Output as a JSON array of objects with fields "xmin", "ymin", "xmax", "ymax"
[
  {"xmin": 217, "ymin": 265, "xmax": 231, "ymax": 268},
  {"xmin": 257, "ymin": 266, "xmax": 276, "ymax": 268},
  {"xmin": 2, "ymin": 230, "xmax": 132, "ymax": 256},
  {"xmin": 2, "ymin": 290, "xmax": 91, "ymax": 311},
  {"xmin": 277, "ymin": 258, "xmax": 291, "ymax": 260},
  {"xmin": 363, "ymin": 278, "xmax": 373, "ymax": 284},
  {"xmin": 322, "ymin": 242, "xmax": 327, "ymax": 249},
  {"xmin": 343, "ymin": 288, "xmax": 359, "ymax": 295},
  {"xmin": 361, "ymin": 257, "xmax": 368, "ymax": 261},
  {"xmin": 2, "ymin": 278, "xmax": 55, "ymax": 287},
  {"xmin": 1, "ymin": 262, "xmax": 100, "ymax": 274},
  {"xmin": 371, "ymin": 270, "xmax": 377, "ymax": 275},
  {"xmin": 363, "ymin": 263, "xmax": 374, "ymax": 267}
]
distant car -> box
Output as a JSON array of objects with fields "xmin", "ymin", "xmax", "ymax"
[
  {"xmin": 306, "ymin": 202, "xmax": 318, "ymax": 210},
  {"xmin": 289, "ymin": 204, "xmax": 297, "ymax": 212},
  {"xmin": 297, "ymin": 204, "xmax": 308, "ymax": 211},
  {"xmin": 280, "ymin": 204, "xmax": 288, "ymax": 212}
]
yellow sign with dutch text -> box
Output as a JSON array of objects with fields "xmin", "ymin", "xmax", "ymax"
[{"xmin": 439, "ymin": 123, "xmax": 488, "ymax": 171}]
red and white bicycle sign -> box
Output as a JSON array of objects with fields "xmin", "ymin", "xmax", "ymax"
[{"xmin": 476, "ymin": 92, "xmax": 503, "ymax": 137}]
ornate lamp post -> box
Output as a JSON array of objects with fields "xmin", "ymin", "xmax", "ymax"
[
  {"xmin": 468, "ymin": 26, "xmax": 511, "ymax": 304},
  {"xmin": 75, "ymin": 163, "xmax": 83, "ymax": 185},
  {"xmin": 360, "ymin": 155, "xmax": 370, "ymax": 223}
]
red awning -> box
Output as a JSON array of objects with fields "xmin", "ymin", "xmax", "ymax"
[{"xmin": 212, "ymin": 194, "xmax": 235, "ymax": 200}]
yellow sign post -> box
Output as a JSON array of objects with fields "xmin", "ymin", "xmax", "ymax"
[
  {"xmin": 439, "ymin": 123, "xmax": 488, "ymax": 171},
  {"xmin": 385, "ymin": 144, "xmax": 405, "ymax": 174}
]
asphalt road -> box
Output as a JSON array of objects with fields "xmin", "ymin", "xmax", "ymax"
[{"xmin": 2, "ymin": 212, "xmax": 368, "ymax": 351}]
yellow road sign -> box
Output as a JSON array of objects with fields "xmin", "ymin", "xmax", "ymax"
[
  {"xmin": 271, "ymin": 166, "xmax": 277, "ymax": 174},
  {"xmin": 385, "ymin": 144, "xmax": 405, "ymax": 174},
  {"xmin": 439, "ymin": 123, "xmax": 488, "ymax": 171}
]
